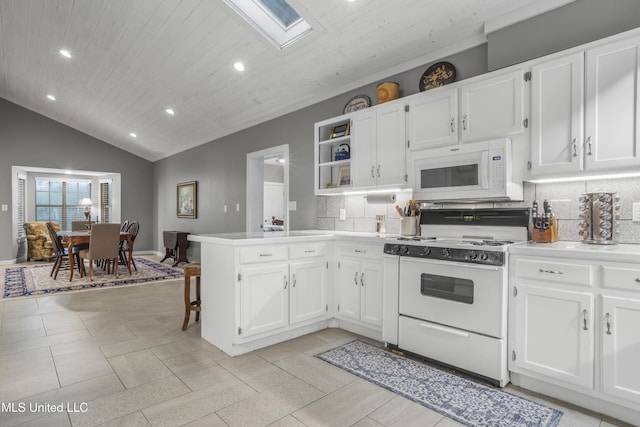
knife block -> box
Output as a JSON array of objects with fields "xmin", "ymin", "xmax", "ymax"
[{"xmin": 532, "ymin": 217, "xmax": 558, "ymax": 243}]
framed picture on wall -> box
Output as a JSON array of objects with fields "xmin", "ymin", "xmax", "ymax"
[
  {"xmin": 338, "ymin": 166, "xmax": 351, "ymax": 187},
  {"xmin": 177, "ymin": 181, "xmax": 197, "ymax": 218}
]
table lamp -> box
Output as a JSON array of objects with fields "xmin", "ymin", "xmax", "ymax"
[{"xmin": 80, "ymin": 198, "xmax": 92, "ymax": 220}]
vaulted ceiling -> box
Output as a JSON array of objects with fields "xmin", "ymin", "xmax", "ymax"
[{"xmin": 0, "ymin": 0, "xmax": 570, "ymax": 161}]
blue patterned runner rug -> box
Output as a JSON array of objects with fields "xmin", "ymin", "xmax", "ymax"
[
  {"xmin": 316, "ymin": 340, "xmax": 562, "ymax": 427},
  {"xmin": 1, "ymin": 257, "xmax": 184, "ymax": 299}
]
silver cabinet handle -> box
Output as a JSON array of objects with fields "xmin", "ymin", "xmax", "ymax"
[
  {"xmin": 450, "ymin": 117, "xmax": 455, "ymax": 133},
  {"xmin": 635, "ymin": 278, "xmax": 640, "ymax": 283},
  {"xmin": 354, "ymin": 272, "xmax": 358, "ymax": 286},
  {"xmin": 259, "ymin": 253, "xmax": 272, "ymax": 257},
  {"xmin": 371, "ymin": 166, "xmax": 375, "ymax": 178},
  {"xmin": 284, "ymin": 275, "xmax": 288, "ymax": 289},
  {"xmin": 605, "ymin": 313, "xmax": 612, "ymax": 335},
  {"xmin": 539, "ymin": 268, "xmax": 563, "ymax": 274},
  {"xmin": 292, "ymin": 273, "xmax": 296, "ymax": 287},
  {"xmin": 462, "ymin": 114, "xmax": 467, "ymax": 131},
  {"xmin": 582, "ymin": 309, "xmax": 588, "ymax": 331},
  {"xmin": 572, "ymin": 137, "xmax": 578, "ymax": 156},
  {"xmin": 377, "ymin": 165, "xmax": 381, "ymax": 178},
  {"xmin": 304, "ymin": 249, "xmax": 316, "ymax": 253},
  {"xmin": 360, "ymin": 272, "xmax": 365, "ymax": 287},
  {"xmin": 355, "ymin": 249, "xmax": 366, "ymax": 254},
  {"xmin": 586, "ymin": 136, "xmax": 592, "ymax": 155}
]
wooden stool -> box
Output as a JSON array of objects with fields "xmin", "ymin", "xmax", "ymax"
[{"xmin": 182, "ymin": 263, "xmax": 201, "ymax": 330}]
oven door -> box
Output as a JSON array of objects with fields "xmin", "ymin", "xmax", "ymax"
[{"xmin": 398, "ymin": 257, "xmax": 506, "ymax": 338}]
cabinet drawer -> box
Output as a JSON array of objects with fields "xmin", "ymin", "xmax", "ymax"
[
  {"xmin": 338, "ymin": 243, "xmax": 383, "ymax": 259},
  {"xmin": 239, "ymin": 245, "xmax": 287, "ymax": 264},
  {"xmin": 289, "ymin": 242, "xmax": 329, "ymax": 259},
  {"xmin": 516, "ymin": 258, "xmax": 593, "ymax": 287},
  {"xmin": 602, "ymin": 265, "xmax": 640, "ymax": 291}
]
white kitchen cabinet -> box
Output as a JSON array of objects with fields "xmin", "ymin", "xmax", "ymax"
[
  {"xmin": 530, "ymin": 35, "xmax": 640, "ymax": 176},
  {"xmin": 407, "ymin": 87, "xmax": 458, "ymax": 150},
  {"xmin": 351, "ymin": 103, "xmax": 406, "ymax": 189},
  {"xmin": 530, "ymin": 52, "xmax": 584, "ymax": 175},
  {"xmin": 511, "ymin": 284, "xmax": 594, "ymax": 389},
  {"xmin": 335, "ymin": 243, "xmax": 383, "ymax": 330},
  {"xmin": 601, "ymin": 296, "xmax": 640, "ymax": 404},
  {"xmin": 460, "ymin": 68, "xmax": 525, "ymax": 142},
  {"xmin": 238, "ymin": 262, "xmax": 289, "ymax": 339},
  {"xmin": 289, "ymin": 258, "xmax": 328, "ymax": 325}
]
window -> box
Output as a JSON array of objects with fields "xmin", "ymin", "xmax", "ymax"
[
  {"xmin": 224, "ymin": 0, "xmax": 312, "ymax": 49},
  {"xmin": 100, "ymin": 179, "xmax": 112, "ymax": 223},
  {"xmin": 35, "ymin": 178, "xmax": 91, "ymax": 230},
  {"xmin": 17, "ymin": 174, "xmax": 26, "ymax": 238}
]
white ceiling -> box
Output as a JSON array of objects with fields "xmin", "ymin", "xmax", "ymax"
[{"xmin": 0, "ymin": 0, "xmax": 569, "ymax": 162}]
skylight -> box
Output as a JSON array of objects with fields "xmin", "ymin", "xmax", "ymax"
[{"xmin": 224, "ymin": 0, "xmax": 312, "ymax": 49}]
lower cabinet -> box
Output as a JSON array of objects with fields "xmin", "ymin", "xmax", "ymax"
[
  {"xmin": 335, "ymin": 243, "xmax": 383, "ymax": 330},
  {"xmin": 289, "ymin": 259, "xmax": 328, "ymax": 325}
]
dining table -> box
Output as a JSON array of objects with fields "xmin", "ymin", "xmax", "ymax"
[{"xmin": 57, "ymin": 230, "xmax": 133, "ymax": 281}]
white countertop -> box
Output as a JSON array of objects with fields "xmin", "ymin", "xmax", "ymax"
[
  {"xmin": 188, "ymin": 230, "xmax": 394, "ymax": 246},
  {"xmin": 510, "ymin": 241, "xmax": 640, "ymax": 262}
]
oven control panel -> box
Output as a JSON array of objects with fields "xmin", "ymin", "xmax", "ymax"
[{"xmin": 383, "ymin": 243, "xmax": 505, "ymax": 266}]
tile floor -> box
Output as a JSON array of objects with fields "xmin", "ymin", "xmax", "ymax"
[{"xmin": 0, "ymin": 257, "xmax": 634, "ymax": 427}]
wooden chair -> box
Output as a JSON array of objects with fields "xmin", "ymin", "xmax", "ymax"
[
  {"xmin": 78, "ymin": 223, "xmax": 121, "ymax": 281},
  {"xmin": 182, "ymin": 263, "xmax": 201, "ymax": 330},
  {"xmin": 119, "ymin": 221, "xmax": 139, "ymax": 271},
  {"xmin": 45, "ymin": 222, "xmax": 81, "ymax": 279}
]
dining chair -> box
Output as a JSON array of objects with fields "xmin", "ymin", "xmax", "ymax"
[
  {"xmin": 78, "ymin": 223, "xmax": 121, "ymax": 281},
  {"xmin": 71, "ymin": 220, "xmax": 91, "ymax": 231},
  {"xmin": 119, "ymin": 221, "xmax": 139, "ymax": 271},
  {"xmin": 46, "ymin": 222, "xmax": 81, "ymax": 279},
  {"xmin": 120, "ymin": 220, "xmax": 129, "ymax": 232}
]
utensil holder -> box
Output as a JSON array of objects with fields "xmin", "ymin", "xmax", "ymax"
[
  {"xmin": 578, "ymin": 192, "xmax": 620, "ymax": 245},
  {"xmin": 400, "ymin": 217, "xmax": 418, "ymax": 236},
  {"xmin": 532, "ymin": 217, "xmax": 558, "ymax": 243}
]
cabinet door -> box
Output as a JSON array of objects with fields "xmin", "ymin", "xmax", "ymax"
[
  {"xmin": 336, "ymin": 259, "xmax": 361, "ymax": 321},
  {"xmin": 407, "ymin": 88, "xmax": 458, "ymax": 150},
  {"xmin": 351, "ymin": 110, "xmax": 377, "ymax": 188},
  {"xmin": 460, "ymin": 69, "xmax": 525, "ymax": 142},
  {"xmin": 290, "ymin": 259, "xmax": 328, "ymax": 325},
  {"xmin": 530, "ymin": 53, "xmax": 584, "ymax": 175},
  {"xmin": 360, "ymin": 261, "xmax": 383, "ymax": 327},
  {"xmin": 512, "ymin": 285, "xmax": 594, "ymax": 389},
  {"xmin": 376, "ymin": 102, "xmax": 407, "ymax": 186},
  {"xmin": 238, "ymin": 263, "xmax": 289, "ymax": 338},
  {"xmin": 585, "ymin": 36, "xmax": 640, "ymax": 170},
  {"xmin": 602, "ymin": 296, "xmax": 640, "ymax": 404}
]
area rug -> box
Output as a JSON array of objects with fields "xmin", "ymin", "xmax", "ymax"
[
  {"xmin": 316, "ymin": 340, "xmax": 562, "ymax": 427},
  {"xmin": 1, "ymin": 257, "xmax": 184, "ymax": 300}
]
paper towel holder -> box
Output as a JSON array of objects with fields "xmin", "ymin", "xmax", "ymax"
[{"xmin": 365, "ymin": 192, "xmax": 397, "ymax": 204}]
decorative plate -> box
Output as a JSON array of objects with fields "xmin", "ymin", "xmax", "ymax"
[
  {"xmin": 419, "ymin": 62, "xmax": 456, "ymax": 91},
  {"xmin": 343, "ymin": 95, "xmax": 371, "ymax": 114}
]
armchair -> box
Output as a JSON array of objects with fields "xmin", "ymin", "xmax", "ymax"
[{"xmin": 23, "ymin": 221, "xmax": 61, "ymax": 261}]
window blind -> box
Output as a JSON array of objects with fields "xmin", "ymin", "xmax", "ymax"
[
  {"xmin": 35, "ymin": 179, "xmax": 91, "ymax": 230},
  {"xmin": 17, "ymin": 174, "xmax": 26, "ymax": 238},
  {"xmin": 100, "ymin": 180, "xmax": 112, "ymax": 223}
]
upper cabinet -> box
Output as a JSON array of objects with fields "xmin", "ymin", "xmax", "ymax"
[
  {"xmin": 407, "ymin": 68, "xmax": 526, "ymax": 151},
  {"xmin": 530, "ymin": 35, "xmax": 640, "ymax": 176},
  {"xmin": 315, "ymin": 102, "xmax": 406, "ymax": 194}
]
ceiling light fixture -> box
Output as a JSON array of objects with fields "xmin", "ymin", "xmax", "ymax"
[
  {"xmin": 59, "ymin": 49, "xmax": 72, "ymax": 58},
  {"xmin": 129, "ymin": 132, "xmax": 137, "ymax": 138},
  {"xmin": 165, "ymin": 108, "xmax": 175, "ymax": 115},
  {"xmin": 46, "ymin": 94, "xmax": 56, "ymax": 101},
  {"xmin": 234, "ymin": 62, "xmax": 246, "ymax": 72}
]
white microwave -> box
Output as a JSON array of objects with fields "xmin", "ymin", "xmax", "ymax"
[{"xmin": 412, "ymin": 138, "xmax": 523, "ymax": 202}]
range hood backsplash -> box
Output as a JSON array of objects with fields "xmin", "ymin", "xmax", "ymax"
[{"xmin": 317, "ymin": 178, "xmax": 640, "ymax": 244}]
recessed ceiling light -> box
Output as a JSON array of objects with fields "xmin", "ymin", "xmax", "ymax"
[
  {"xmin": 129, "ymin": 132, "xmax": 137, "ymax": 138},
  {"xmin": 59, "ymin": 49, "xmax": 72, "ymax": 58},
  {"xmin": 46, "ymin": 94, "xmax": 56, "ymax": 101},
  {"xmin": 165, "ymin": 108, "xmax": 175, "ymax": 115},
  {"xmin": 233, "ymin": 62, "xmax": 245, "ymax": 72}
]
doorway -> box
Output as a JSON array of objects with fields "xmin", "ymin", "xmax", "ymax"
[{"xmin": 246, "ymin": 144, "xmax": 289, "ymax": 233}]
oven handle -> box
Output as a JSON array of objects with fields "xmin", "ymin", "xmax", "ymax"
[
  {"xmin": 418, "ymin": 322, "xmax": 470, "ymax": 338},
  {"xmin": 400, "ymin": 257, "xmax": 500, "ymax": 272}
]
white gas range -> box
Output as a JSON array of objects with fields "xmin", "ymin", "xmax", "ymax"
[{"xmin": 382, "ymin": 208, "xmax": 531, "ymax": 387}]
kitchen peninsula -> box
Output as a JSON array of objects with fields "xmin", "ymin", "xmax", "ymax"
[{"xmin": 188, "ymin": 231, "xmax": 388, "ymax": 356}]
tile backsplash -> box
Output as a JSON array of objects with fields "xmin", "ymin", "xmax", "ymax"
[{"xmin": 317, "ymin": 178, "xmax": 640, "ymax": 243}]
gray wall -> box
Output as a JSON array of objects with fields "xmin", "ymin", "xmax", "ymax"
[
  {"xmin": 0, "ymin": 98, "xmax": 154, "ymax": 261},
  {"xmin": 488, "ymin": 0, "xmax": 640, "ymax": 70}
]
